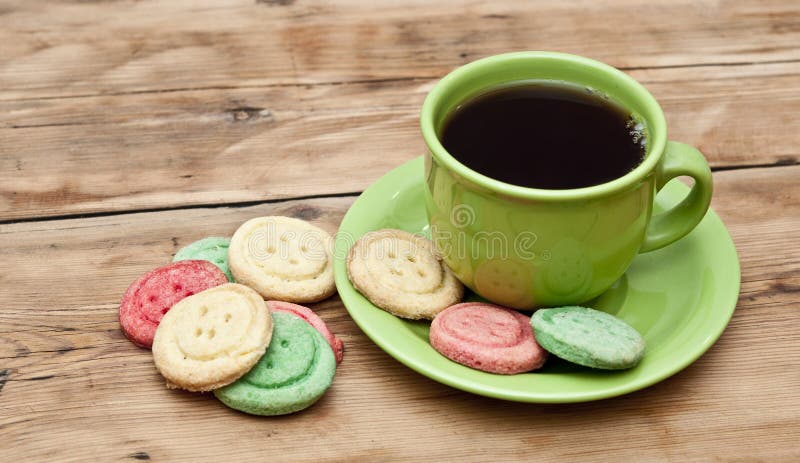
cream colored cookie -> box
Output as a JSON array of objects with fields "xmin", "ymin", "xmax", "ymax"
[
  {"xmin": 228, "ymin": 216, "xmax": 336, "ymax": 303},
  {"xmin": 152, "ymin": 283, "xmax": 272, "ymax": 392},
  {"xmin": 346, "ymin": 229, "xmax": 464, "ymax": 320}
]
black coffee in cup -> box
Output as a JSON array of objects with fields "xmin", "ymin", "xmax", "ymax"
[{"xmin": 440, "ymin": 82, "xmax": 646, "ymax": 190}]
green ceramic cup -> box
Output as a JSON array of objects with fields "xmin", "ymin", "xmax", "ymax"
[{"xmin": 421, "ymin": 51, "xmax": 713, "ymax": 309}]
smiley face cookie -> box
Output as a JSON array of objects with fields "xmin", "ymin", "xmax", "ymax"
[
  {"xmin": 530, "ymin": 306, "xmax": 645, "ymax": 370},
  {"xmin": 430, "ymin": 302, "xmax": 547, "ymax": 374},
  {"xmin": 152, "ymin": 283, "xmax": 273, "ymax": 391},
  {"xmin": 214, "ymin": 311, "xmax": 336, "ymax": 416},
  {"xmin": 268, "ymin": 300, "xmax": 344, "ymax": 365},
  {"xmin": 346, "ymin": 229, "xmax": 464, "ymax": 320},
  {"xmin": 228, "ymin": 217, "xmax": 336, "ymax": 303}
]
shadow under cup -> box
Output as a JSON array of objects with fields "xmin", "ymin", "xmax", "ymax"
[{"xmin": 420, "ymin": 52, "xmax": 670, "ymax": 309}]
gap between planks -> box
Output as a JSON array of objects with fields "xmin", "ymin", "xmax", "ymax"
[
  {"xmin": 1, "ymin": 161, "xmax": 798, "ymax": 227},
  {"xmin": 0, "ymin": 190, "xmax": 363, "ymax": 226}
]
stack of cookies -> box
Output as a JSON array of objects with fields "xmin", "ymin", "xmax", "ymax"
[
  {"xmin": 119, "ymin": 216, "xmax": 343, "ymax": 416},
  {"xmin": 346, "ymin": 229, "xmax": 645, "ymax": 374}
]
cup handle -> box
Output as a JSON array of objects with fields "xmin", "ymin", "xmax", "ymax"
[{"xmin": 640, "ymin": 141, "xmax": 713, "ymax": 253}]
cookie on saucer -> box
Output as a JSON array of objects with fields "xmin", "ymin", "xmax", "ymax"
[
  {"xmin": 346, "ymin": 229, "xmax": 463, "ymax": 320},
  {"xmin": 530, "ymin": 306, "xmax": 645, "ymax": 370},
  {"xmin": 430, "ymin": 302, "xmax": 547, "ymax": 374}
]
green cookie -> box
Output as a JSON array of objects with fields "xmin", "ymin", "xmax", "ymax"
[
  {"xmin": 214, "ymin": 312, "xmax": 336, "ymax": 415},
  {"xmin": 530, "ymin": 306, "xmax": 645, "ymax": 370},
  {"xmin": 173, "ymin": 237, "xmax": 233, "ymax": 282}
]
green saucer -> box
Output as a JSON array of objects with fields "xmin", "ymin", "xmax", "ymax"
[{"xmin": 333, "ymin": 157, "xmax": 740, "ymax": 403}]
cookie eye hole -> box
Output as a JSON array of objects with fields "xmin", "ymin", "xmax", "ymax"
[
  {"xmin": 406, "ymin": 255, "xmax": 417, "ymax": 263},
  {"xmin": 388, "ymin": 251, "xmax": 397, "ymax": 259},
  {"xmin": 173, "ymin": 284, "xmax": 182, "ymax": 291},
  {"xmin": 200, "ymin": 306, "xmax": 208, "ymax": 316},
  {"xmin": 289, "ymin": 258, "xmax": 299, "ymax": 265},
  {"xmin": 207, "ymin": 329, "xmax": 216, "ymax": 339},
  {"xmin": 280, "ymin": 234, "xmax": 289, "ymax": 242},
  {"xmin": 417, "ymin": 270, "xmax": 426, "ymax": 278},
  {"xmin": 224, "ymin": 313, "xmax": 232, "ymax": 323},
  {"xmin": 266, "ymin": 246, "xmax": 275, "ymax": 253},
  {"xmin": 281, "ymin": 340, "xmax": 289, "ymax": 348},
  {"xmin": 195, "ymin": 328, "xmax": 202, "ymax": 337},
  {"xmin": 266, "ymin": 362, "xmax": 274, "ymax": 369},
  {"xmin": 148, "ymin": 295, "xmax": 157, "ymax": 302},
  {"xmin": 300, "ymin": 245, "xmax": 308, "ymax": 252},
  {"xmin": 390, "ymin": 268, "xmax": 404, "ymax": 276}
]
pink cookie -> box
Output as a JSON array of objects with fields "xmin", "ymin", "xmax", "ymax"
[
  {"xmin": 267, "ymin": 300, "xmax": 344, "ymax": 364},
  {"xmin": 430, "ymin": 302, "xmax": 547, "ymax": 374},
  {"xmin": 119, "ymin": 260, "xmax": 228, "ymax": 349}
]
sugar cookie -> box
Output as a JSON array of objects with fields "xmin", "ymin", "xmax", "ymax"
[
  {"xmin": 214, "ymin": 311, "xmax": 336, "ymax": 416},
  {"xmin": 229, "ymin": 216, "xmax": 336, "ymax": 303},
  {"xmin": 119, "ymin": 260, "xmax": 228, "ymax": 349},
  {"xmin": 530, "ymin": 306, "xmax": 645, "ymax": 370},
  {"xmin": 430, "ymin": 302, "xmax": 547, "ymax": 374},
  {"xmin": 152, "ymin": 283, "xmax": 273, "ymax": 391},
  {"xmin": 173, "ymin": 237, "xmax": 233, "ymax": 281},
  {"xmin": 268, "ymin": 300, "xmax": 344, "ymax": 364},
  {"xmin": 346, "ymin": 229, "xmax": 463, "ymax": 320}
]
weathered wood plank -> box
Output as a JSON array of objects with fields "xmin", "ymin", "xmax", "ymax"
[
  {"xmin": 1, "ymin": 0, "xmax": 800, "ymax": 99},
  {"xmin": 2, "ymin": 62, "xmax": 798, "ymax": 221},
  {"xmin": 1, "ymin": 165, "xmax": 798, "ymax": 461}
]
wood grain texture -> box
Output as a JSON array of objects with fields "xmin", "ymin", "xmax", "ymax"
[
  {"xmin": 2, "ymin": 0, "xmax": 799, "ymax": 461},
  {"xmin": 1, "ymin": 166, "xmax": 798, "ymax": 462},
  {"xmin": 2, "ymin": 0, "xmax": 800, "ymax": 220},
  {"xmin": 2, "ymin": 61, "xmax": 799, "ymax": 221},
  {"xmin": 2, "ymin": 0, "xmax": 800, "ymax": 99}
]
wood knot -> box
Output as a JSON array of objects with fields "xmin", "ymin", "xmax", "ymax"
[
  {"xmin": 256, "ymin": 0, "xmax": 295, "ymax": 6},
  {"xmin": 0, "ymin": 369, "xmax": 9, "ymax": 394},
  {"xmin": 227, "ymin": 107, "xmax": 272, "ymax": 123},
  {"xmin": 775, "ymin": 155, "xmax": 798, "ymax": 166},
  {"xmin": 289, "ymin": 205, "xmax": 321, "ymax": 221}
]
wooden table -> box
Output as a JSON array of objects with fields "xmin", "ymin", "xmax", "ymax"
[{"xmin": 2, "ymin": 1, "xmax": 798, "ymax": 461}]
